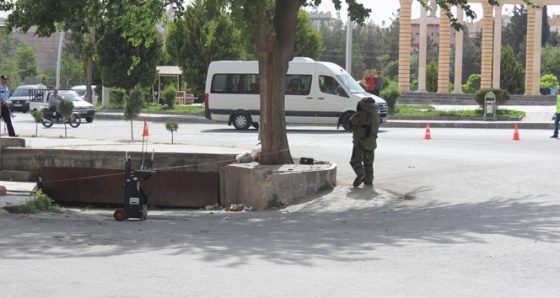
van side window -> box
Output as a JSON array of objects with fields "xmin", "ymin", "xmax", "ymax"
[
  {"xmin": 319, "ymin": 75, "xmax": 346, "ymax": 97},
  {"xmin": 242, "ymin": 74, "xmax": 259, "ymax": 94},
  {"xmin": 285, "ymin": 75, "xmax": 312, "ymax": 95},
  {"xmin": 211, "ymin": 74, "xmax": 242, "ymax": 93}
]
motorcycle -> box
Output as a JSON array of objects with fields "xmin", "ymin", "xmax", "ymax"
[{"xmin": 41, "ymin": 106, "xmax": 81, "ymax": 128}]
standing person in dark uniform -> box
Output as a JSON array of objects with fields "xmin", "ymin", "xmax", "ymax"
[
  {"xmin": 0, "ymin": 75, "xmax": 17, "ymax": 137},
  {"xmin": 349, "ymin": 97, "xmax": 380, "ymax": 187},
  {"xmin": 373, "ymin": 71, "xmax": 384, "ymax": 96}
]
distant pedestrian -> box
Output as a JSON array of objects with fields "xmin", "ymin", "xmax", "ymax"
[
  {"xmin": 362, "ymin": 70, "xmax": 375, "ymax": 95},
  {"xmin": 373, "ymin": 71, "xmax": 384, "ymax": 96},
  {"xmin": 0, "ymin": 75, "xmax": 17, "ymax": 137},
  {"xmin": 349, "ymin": 97, "xmax": 380, "ymax": 187},
  {"xmin": 552, "ymin": 90, "xmax": 560, "ymax": 138}
]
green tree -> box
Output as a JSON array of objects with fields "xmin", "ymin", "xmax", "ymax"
[
  {"xmin": 2, "ymin": 0, "xmax": 181, "ymax": 102},
  {"xmin": 502, "ymin": 5, "xmax": 527, "ymax": 67},
  {"xmin": 16, "ymin": 46, "xmax": 40, "ymax": 83},
  {"xmin": 166, "ymin": 0, "xmax": 242, "ymax": 99},
  {"xmin": 58, "ymin": 99, "xmax": 74, "ymax": 138},
  {"xmin": 542, "ymin": 45, "xmax": 560, "ymax": 80},
  {"xmin": 165, "ymin": 121, "xmax": 179, "ymax": 144},
  {"xmin": 500, "ymin": 45, "xmax": 525, "ymax": 95},
  {"xmin": 293, "ymin": 10, "xmax": 325, "ymax": 60},
  {"xmin": 124, "ymin": 86, "xmax": 144, "ymax": 140},
  {"xmin": 162, "ymin": 85, "xmax": 177, "ymax": 109},
  {"xmin": 31, "ymin": 109, "xmax": 43, "ymax": 136},
  {"xmin": 97, "ymin": 26, "xmax": 161, "ymax": 91},
  {"xmin": 540, "ymin": 74, "xmax": 558, "ymax": 88},
  {"xmin": 426, "ymin": 61, "xmax": 438, "ymax": 92},
  {"xmin": 43, "ymin": 53, "xmax": 86, "ymax": 88},
  {"xmin": 462, "ymin": 73, "xmax": 481, "ymax": 93}
]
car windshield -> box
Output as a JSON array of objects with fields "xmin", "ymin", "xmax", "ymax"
[
  {"xmin": 73, "ymin": 88, "xmax": 86, "ymax": 96},
  {"xmin": 336, "ymin": 74, "xmax": 366, "ymax": 94},
  {"xmin": 12, "ymin": 88, "xmax": 33, "ymax": 97},
  {"xmin": 53, "ymin": 91, "xmax": 83, "ymax": 101}
]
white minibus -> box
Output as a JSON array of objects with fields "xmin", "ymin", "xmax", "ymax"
[{"xmin": 204, "ymin": 57, "xmax": 388, "ymax": 130}]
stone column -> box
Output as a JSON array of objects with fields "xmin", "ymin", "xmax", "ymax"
[
  {"xmin": 398, "ymin": 0, "xmax": 413, "ymax": 92},
  {"xmin": 453, "ymin": 6, "xmax": 464, "ymax": 93},
  {"xmin": 525, "ymin": 6, "xmax": 537, "ymax": 95},
  {"xmin": 417, "ymin": 4, "xmax": 428, "ymax": 92},
  {"xmin": 480, "ymin": 2, "xmax": 494, "ymax": 89},
  {"xmin": 437, "ymin": 4, "xmax": 451, "ymax": 93},
  {"xmin": 534, "ymin": 7, "xmax": 543, "ymax": 95},
  {"xmin": 492, "ymin": 5, "xmax": 502, "ymax": 89}
]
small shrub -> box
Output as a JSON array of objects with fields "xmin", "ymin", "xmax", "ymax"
[
  {"xmin": 110, "ymin": 88, "xmax": 127, "ymax": 109},
  {"xmin": 540, "ymin": 74, "xmax": 559, "ymax": 88},
  {"xmin": 474, "ymin": 89, "xmax": 510, "ymax": 107},
  {"xmin": 4, "ymin": 190, "xmax": 60, "ymax": 214},
  {"xmin": 380, "ymin": 80, "xmax": 400, "ymax": 114},
  {"xmin": 163, "ymin": 85, "xmax": 177, "ymax": 109}
]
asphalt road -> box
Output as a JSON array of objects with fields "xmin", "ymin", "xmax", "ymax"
[{"xmin": 1, "ymin": 116, "xmax": 559, "ymax": 297}]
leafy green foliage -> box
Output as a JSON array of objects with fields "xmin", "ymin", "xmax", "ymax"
[
  {"xmin": 379, "ymin": 80, "xmax": 400, "ymax": 114},
  {"xmin": 474, "ymin": 89, "xmax": 511, "ymax": 107},
  {"xmin": 393, "ymin": 104, "xmax": 524, "ymax": 118},
  {"xmin": 540, "ymin": 74, "xmax": 559, "ymax": 88},
  {"xmin": 542, "ymin": 45, "xmax": 560, "ymax": 81},
  {"xmin": 462, "ymin": 74, "xmax": 481, "ymax": 94},
  {"xmin": 163, "ymin": 85, "xmax": 178, "ymax": 109},
  {"xmin": 42, "ymin": 53, "xmax": 86, "ymax": 88},
  {"xmin": 4, "ymin": 190, "xmax": 60, "ymax": 214},
  {"xmin": 166, "ymin": 1, "xmax": 242, "ymax": 100},
  {"xmin": 165, "ymin": 121, "xmax": 179, "ymax": 143},
  {"xmin": 124, "ymin": 86, "xmax": 144, "ymax": 121},
  {"xmin": 97, "ymin": 26, "xmax": 162, "ymax": 90},
  {"xmin": 58, "ymin": 99, "xmax": 74, "ymax": 119},
  {"xmin": 31, "ymin": 109, "xmax": 44, "ymax": 136},
  {"xmin": 109, "ymin": 89, "xmax": 127, "ymax": 109},
  {"xmin": 426, "ymin": 61, "xmax": 438, "ymax": 92},
  {"xmin": 500, "ymin": 46, "xmax": 525, "ymax": 95}
]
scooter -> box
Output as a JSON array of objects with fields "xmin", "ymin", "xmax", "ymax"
[{"xmin": 41, "ymin": 107, "xmax": 81, "ymax": 128}]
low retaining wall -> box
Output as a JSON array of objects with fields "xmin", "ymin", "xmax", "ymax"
[
  {"xmin": 220, "ymin": 162, "xmax": 337, "ymax": 210},
  {"xmin": 0, "ymin": 140, "xmax": 337, "ymax": 210}
]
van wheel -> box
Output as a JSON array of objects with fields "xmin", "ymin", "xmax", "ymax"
[
  {"xmin": 232, "ymin": 113, "xmax": 251, "ymax": 130},
  {"xmin": 341, "ymin": 112, "xmax": 355, "ymax": 131}
]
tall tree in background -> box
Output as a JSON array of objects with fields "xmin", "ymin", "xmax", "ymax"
[
  {"xmin": 293, "ymin": 10, "xmax": 325, "ymax": 59},
  {"xmin": 426, "ymin": 61, "xmax": 438, "ymax": 92},
  {"xmin": 502, "ymin": 5, "xmax": 527, "ymax": 66},
  {"xmin": 2, "ymin": 0, "xmax": 182, "ymax": 103},
  {"xmin": 16, "ymin": 46, "xmax": 40, "ymax": 84},
  {"xmin": 97, "ymin": 26, "xmax": 162, "ymax": 91},
  {"xmin": 501, "ymin": 45, "xmax": 525, "ymax": 94},
  {"xmin": 542, "ymin": 46, "xmax": 560, "ymax": 80},
  {"xmin": 166, "ymin": 0, "xmax": 242, "ymax": 99}
]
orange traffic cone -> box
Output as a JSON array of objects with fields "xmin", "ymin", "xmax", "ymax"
[
  {"xmin": 513, "ymin": 123, "xmax": 520, "ymax": 141},
  {"xmin": 424, "ymin": 123, "xmax": 431, "ymax": 140},
  {"xmin": 142, "ymin": 120, "xmax": 149, "ymax": 137}
]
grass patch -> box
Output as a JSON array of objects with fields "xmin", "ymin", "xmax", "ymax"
[
  {"xmin": 144, "ymin": 105, "xmax": 204, "ymax": 114},
  {"xmin": 4, "ymin": 190, "xmax": 61, "ymax": 214},
  {"xmin": 392, "ymin": 104, "xmax": 525, "ymax": 118}
]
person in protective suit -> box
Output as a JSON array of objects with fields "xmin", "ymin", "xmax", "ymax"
[{"xmin": 348, "ymin": 97, "xmax": 380, "ymax": 187}]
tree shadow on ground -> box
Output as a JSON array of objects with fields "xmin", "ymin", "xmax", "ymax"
[{"xmin": 1, "ymin": 187, "xmax": 559, "ymax": 268}]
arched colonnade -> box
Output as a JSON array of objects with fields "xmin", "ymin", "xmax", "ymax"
[{"xmin": 398, "ymin": 0, "xmax": 559, "ymax": 95}]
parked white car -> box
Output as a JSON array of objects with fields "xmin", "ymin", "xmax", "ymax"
[{"xmin": 71, "ymin": 85, "xmax": 98, "ymax": 105}]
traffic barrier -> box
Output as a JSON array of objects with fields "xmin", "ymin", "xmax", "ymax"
[{"xmin": 513, "ymin": 123, "xmax": 520, "ymax": 141}]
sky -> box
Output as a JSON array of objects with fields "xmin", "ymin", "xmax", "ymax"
[{"xmin": 309, "ymin": 1, "xmax": 560, "ymax": 27}]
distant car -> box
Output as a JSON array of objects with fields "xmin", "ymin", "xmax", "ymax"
[
  {"xmin": 71, "ymin": 85, "xmax": 98, "ymax": 105},
  {"xmin": 30, "ymin": 89, "xmax": 96, "ymax": 123},
  {"xmin": 9, "ymin": 84, "xmax": 48, "ymax": 113}
]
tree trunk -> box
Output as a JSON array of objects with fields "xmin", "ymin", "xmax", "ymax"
[
  {"xmin": 85, "ymin": 25, "xmax": 95, "ymax": 104},
  {"xmin": 252, "ymin": 0, "xmax": 302, "ymax": 165}
]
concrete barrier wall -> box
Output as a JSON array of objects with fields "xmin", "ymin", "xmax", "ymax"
[
  {"xmin": 220, "ymin": 162, "xmax": 337, "ymax": 210},
  {"xmin": 1, "ymin": 147, "xmax": 337, "ymax": 210}
]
